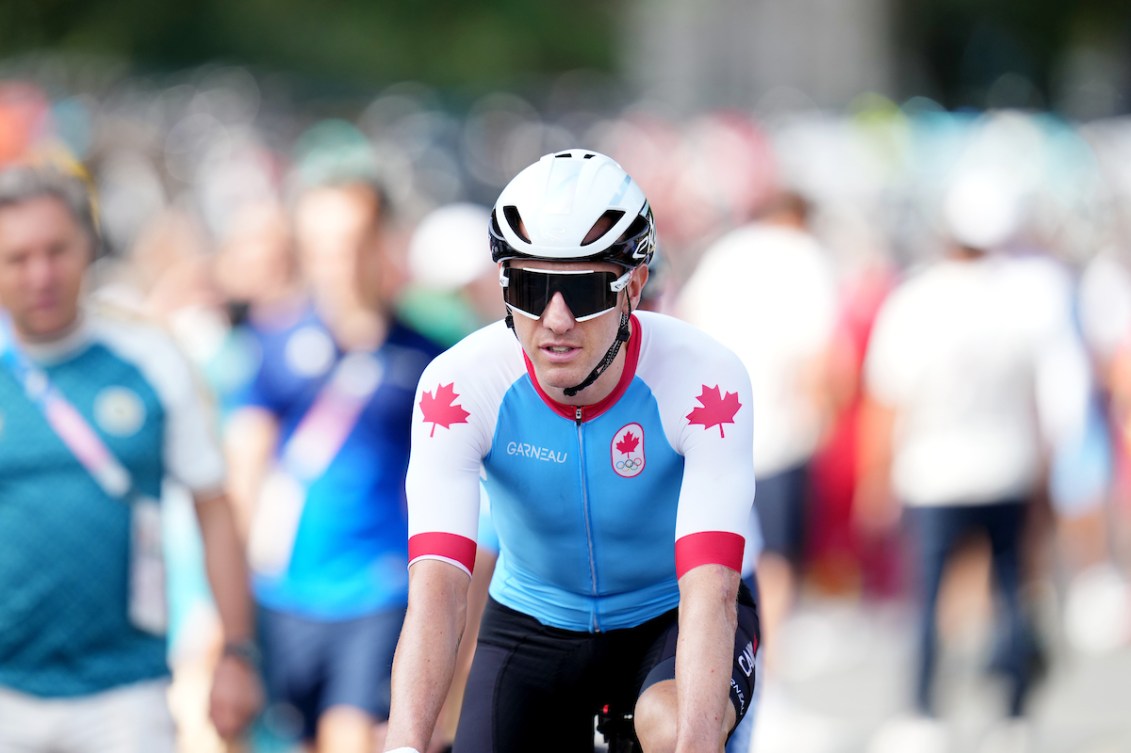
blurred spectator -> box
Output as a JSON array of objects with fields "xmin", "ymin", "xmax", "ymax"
[
  {"xmin": 224, "ymin": 174, "xmax": 442, "ymax": 753},
  {"xmin": 211, "ymin": 196, "xmax": 307, "ymax": 417},
  {"xmin": 0, "ymin": 164, "xmax": 262, "ymax": 751},
  {"xmin": 119, "ymin": 205, "xmax": 253, "ymax": 753},
  {"xmin": 807, "ymin": 252, "xmax": 899, "ymax": 598},
  {"xmin": 1069, "ymin": 246, "xmax": 1131, "ymax": 653},
  {"xmin": 155, "ymin": 197, "xmax": 302, "ymax": 753},
  {"xmin": 398, "ymin": 201, "xmax": 504, "ymax": 346},
  {"xmin": 677, "ymin": 189, "xmax": 838, "ymax": 678},
  {"xmin": 855, "ymin": 225, "xmax": 1075, "ymax": 749}
]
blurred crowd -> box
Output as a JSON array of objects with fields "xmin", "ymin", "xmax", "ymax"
[{"xmin": 3, "ymin": 57, "xmax": 1131, "ymax": 753}]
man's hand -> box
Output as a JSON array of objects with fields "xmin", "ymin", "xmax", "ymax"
[{"xmin": 209, "ymin": 651, "xmax": 264, "ymax": 741}]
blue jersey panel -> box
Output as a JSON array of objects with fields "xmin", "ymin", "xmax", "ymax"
[{"xmin": 484, "ymin": 376, "xmax": 684, "ymax": 632}]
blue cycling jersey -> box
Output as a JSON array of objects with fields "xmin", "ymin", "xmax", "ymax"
[{"xmin": 406, "ymin": 312, "xmax": 756, "ymax": 632}]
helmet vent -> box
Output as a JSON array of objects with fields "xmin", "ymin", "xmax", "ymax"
[
  {"xmin": 582, "ymin": 210, "xmax": 624, "ymax": 246},
  {"xmin": 502, "ymin": 205, "xmax": 530, "ymax": 242},
  {"xmin": 621, "ymin": 214, "xmax": 650, "ymax": 244}
]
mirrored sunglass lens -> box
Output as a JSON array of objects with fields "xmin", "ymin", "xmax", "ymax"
[
  {"xmin": 505, "ymin": 269, "xmax": 619, "ymax": 319},
  {"xmin": 559, "ymin": 273, "xmax": 619, "ymax": 319},
  {"xmin": 503, "ymin": 269, "xmax": 550, "ymax": 318}
]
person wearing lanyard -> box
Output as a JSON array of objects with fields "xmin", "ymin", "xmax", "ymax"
[
  {"xmin": 224, "ymin": 172, "xmax": 443, "ymax": 753},
  {"xmin": 0, "ymin": 164, "xmax": 262, "ymax": 753}
]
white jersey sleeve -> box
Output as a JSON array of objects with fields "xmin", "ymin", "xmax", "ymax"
[
  {"xmin": 636, "ymin": 313, "xmax": 757, "ymax": 576},
  {"xmin": 405, "ymin": 322, "xmax": 522, "ymax": 576}
]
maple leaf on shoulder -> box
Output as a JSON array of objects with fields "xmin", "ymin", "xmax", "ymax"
[
  {"xmin": 616, "ymin": 431, "xmax": 640, "ymax": 455},
  {"xmin": 686, "ymin": 384, "xmax": 741, "ymax": 438},
  {"xmin": 420, "ymin": 382, "xmax": 470, "ymax": 437}
]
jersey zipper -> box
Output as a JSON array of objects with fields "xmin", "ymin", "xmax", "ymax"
[{"xmin": 575, "ymin": 407, "xmax": 602, "ymax": 632}]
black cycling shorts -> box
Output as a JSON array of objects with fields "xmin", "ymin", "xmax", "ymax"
[{"xmin": 452, "ymin": 581, "xmax": 760, "ymax": 753}]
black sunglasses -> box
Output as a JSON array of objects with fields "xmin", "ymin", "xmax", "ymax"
[{"xmin": 500, "ymin": 266, "xmax": 632, "ymax": 322}]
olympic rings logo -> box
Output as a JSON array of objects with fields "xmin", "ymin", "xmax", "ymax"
[{"xmin": 611, "ymin": 422, "xmax": 646, "ymax": 478}]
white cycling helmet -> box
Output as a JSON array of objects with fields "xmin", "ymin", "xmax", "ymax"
[{"xmin": 489, "ymin": 149, "xmax": 655, "ymax": 269}]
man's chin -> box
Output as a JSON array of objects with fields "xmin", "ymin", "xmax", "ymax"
[
  {"xmin": 533, "ymin": 364, "xmax": 587, "ymax": 393},
  {"xmin": 19, "ymin": 314, "xmax": 78, "ymax": 342}
]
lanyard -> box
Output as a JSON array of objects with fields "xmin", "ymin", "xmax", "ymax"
[
  {"xmin": 280, "ymin": 349, "xmax": 385, "ymax": 482},
  {"xmin": 0, "ymin": 315, "xmax": 133, "ymax": 500}
]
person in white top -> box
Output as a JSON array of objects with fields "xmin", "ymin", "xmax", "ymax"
[
  {"xmin": 856, "ymin": 235, "xmax": 1063, "ymax": 725},
  {"xmin": 678, "ymin": 190, "xmax": 837, "ymax": 675}
]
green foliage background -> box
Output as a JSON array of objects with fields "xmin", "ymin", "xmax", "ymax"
[
  {"xmin": 0, "ymin": 0, "xmax": 620, "ymax": 93},
  {"xmin": 1, "ymin": 0, "xmax": 1128, "ymax": 111}
]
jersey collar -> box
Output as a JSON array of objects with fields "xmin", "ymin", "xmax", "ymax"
[
  {"xmin": 6, "ymin": 313, "xmax": 92, "ymax": 365},
  {"xmin": 523, "ymin": 313, "xmax": 642, "ymax": 422}
]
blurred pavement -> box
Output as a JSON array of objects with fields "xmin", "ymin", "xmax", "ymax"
[{"xmin": 749, "ymin": 595, "xmax": 1131, "ymax": 753}]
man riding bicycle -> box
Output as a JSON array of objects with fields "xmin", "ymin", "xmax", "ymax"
[{"xmin": 384, "ymin": 150, "xmax": 760, "ymax": 753}]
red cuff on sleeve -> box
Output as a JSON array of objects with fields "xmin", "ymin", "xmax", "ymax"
[
  {"xmin": 675, "ymin": 531, "xmax": 745, "ymax": 579},
  {"xmin": 408, "ymin": 532, "xmax": 478, "ymax": 575}
]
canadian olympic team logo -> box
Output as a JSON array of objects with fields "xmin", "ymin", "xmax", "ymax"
[{"xmin": 611, "ymin": 423, "xmax": 646, "ymax": 478}]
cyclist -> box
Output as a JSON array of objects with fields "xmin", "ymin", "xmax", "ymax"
[{"xmin": 383, "ymin": 150, "xmax": 760, "ymax": 753}]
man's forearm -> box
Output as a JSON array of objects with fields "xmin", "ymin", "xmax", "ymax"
[
  {"xmin": 196, "ymin": 492, "xmax": 255, "ymax": 641},
  {"xmin": 223, "ymin": 408, "xmax": 278, "ymax": 542},
  {"xmin": 385, "ymin": 560, "xmax": 470, "ymax": 752},
  {"xmin": 675, "ymin": 564, "xmax": 740, "ymax": 752}
]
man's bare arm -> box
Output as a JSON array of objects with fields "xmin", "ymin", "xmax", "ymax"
[
  {"xmin": 194, "ymin": 491, "xmax": 263, "ymax": 740},
  {"xmin": 384, "ymin": 559, "xmax": 471, "ymax": 752},
  {"xmin": 675, "ymin": 564, "xmax": 740, "ymax": 753}
]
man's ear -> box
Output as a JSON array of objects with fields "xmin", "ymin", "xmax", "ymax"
[{"xmin": 627, "ymin": 264, "xmax": 649, "ymax": 309}]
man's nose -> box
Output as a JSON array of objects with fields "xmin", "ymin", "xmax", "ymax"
[
  {"xmin": 541, "ymin": 292, "xmax": 576, "ymax": 333},
  {"xmin": 26, "ymin": 253, "xmax": 57, "ymax": 289}
]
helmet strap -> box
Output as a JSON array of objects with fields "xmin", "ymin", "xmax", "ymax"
[{"xmin": 563, "ymin": 301, "xmax": 631, "ymax": 398}]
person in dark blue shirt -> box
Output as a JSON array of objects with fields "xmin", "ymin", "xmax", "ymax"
[{"xmin": 226, "ymin": 173, "xmax": 442, "ymax": 753}]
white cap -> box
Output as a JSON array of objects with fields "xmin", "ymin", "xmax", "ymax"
[
  {"xmin": 942, "ymin": 168, "xmax": 1027, "ymax": 250},
  {"xmin": 408, "ymin": 202, "xmax": 493, "ymax": 291}
]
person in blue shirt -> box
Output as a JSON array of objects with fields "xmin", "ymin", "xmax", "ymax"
[
  {"xmin": 0, "ymin": 165, "xmax": 262, "ymax": 752},
  {"xmin": 226, "ymin": 173, "xmax": 442, "ymax": 753}
]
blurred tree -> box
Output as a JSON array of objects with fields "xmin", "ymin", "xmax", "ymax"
[
  {"xmin": 0, "ymin": 0, "xmax": 621, "ymax": 92},
  {"xmin": 2, "ymin": 0, "xmax": 1127, "ymax": 115},
  {"xmin": 897, "ymin": 0, "xmax": 1131, "ymax": 111}
]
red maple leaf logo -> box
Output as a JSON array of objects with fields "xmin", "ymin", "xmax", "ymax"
[
  {"xmin": 420, "ymin": 383, "xmax": 470, "ymax": 437},
  {"xmin": 616, "ymin": 431, "xmax": 640, "ymax": 455},
  {"xmin": 686, "ymin": 385, "xmax": 741, "ymax": 438}
]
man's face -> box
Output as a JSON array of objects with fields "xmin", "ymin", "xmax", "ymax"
[
  {"xmin": 0, "ymin": 196, "xmax": 91, "ymax": 342},
  {"xmin": 293, "ymin": 184, "xmax": 384, "ymax": 304},
  {"xmin": 506, "ymin": 259, "xmax": 646, "ymax": 404}
]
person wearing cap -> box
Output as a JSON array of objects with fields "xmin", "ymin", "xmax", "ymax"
[
  {"xmin": 383, "ymin": 150, "xmax": 761, "ymax": 753},
  {"xmin": 856, "ymin": 170, "xmax": 1081, "ymax": 751}
]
